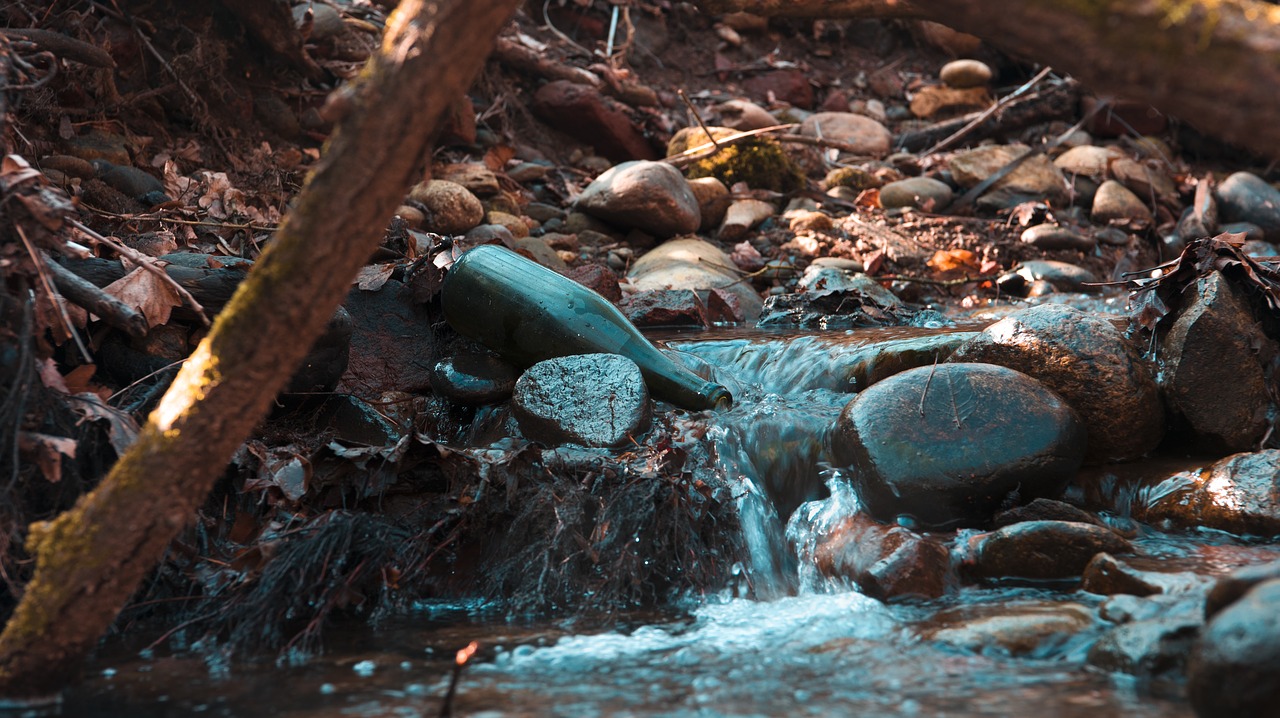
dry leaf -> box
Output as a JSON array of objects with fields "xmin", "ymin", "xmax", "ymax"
[
  {"xmin": 18, "ymin": 432, "xmax": 76, "ymax": 484},
  {"xmin": 67, "ymin": 393, "xmax": 140, "ymax": 455},
  {"xmin": 356, "ymin": 263, "xmax": 396, "ymax": 291},
  {"xmin": 103, "ymin": 265, "xmax": 183, "ymax": 328},
  {"xmin": 36, "ymin": 357, "xmax": 70, "ymax": 392}
]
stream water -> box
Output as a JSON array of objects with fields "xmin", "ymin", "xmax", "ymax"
[{"xmin": 64, "ymin": 306, "xmax": 1279, "ymax": 717}]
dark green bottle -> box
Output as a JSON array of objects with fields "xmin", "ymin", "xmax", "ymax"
[{"xmin": 441, "ymin": 245, "xmax": 732, "ymax": 411}]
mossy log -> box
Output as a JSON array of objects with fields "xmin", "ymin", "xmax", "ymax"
[
  {"xmin": 694, "ymin": 0, "xmax": 1280, "ymax": 161},
  {"xmin": 0, "ymin": 0, "xmax": 521, "ymax": 700}
]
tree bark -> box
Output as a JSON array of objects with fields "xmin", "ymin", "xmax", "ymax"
[
  {"xmin": 695, "ymin": 0, "xmax": 1280, "ymax": 161},
  {"xmin": 0, "ymin": 0, "xmax": 520, "ymax": 700}
]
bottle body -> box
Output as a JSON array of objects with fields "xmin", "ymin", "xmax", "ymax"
[{"xmin": 441, "ymin": 245, "xmax": 731, "ymax": 411}]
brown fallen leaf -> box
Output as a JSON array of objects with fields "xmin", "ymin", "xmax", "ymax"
[
  {"xmin": 18, "ymin": 432, "xmax": 76, "ymax": 484},
  {"xmin": 103, "ymin": 265, "xmax": 183, "ymax": 328},
  {"xmin": 356, "ymin": 263, "xmax": 396, "ymax": 291}
]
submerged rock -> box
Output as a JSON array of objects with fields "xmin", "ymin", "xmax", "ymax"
[
  {"xmin": 920, "ymin": 602, "xmax": 1094, "ymax": 655},
  {"xmin": 1138, "ymin": 450, "xmax": 1280, "ymax": 537},
  {"xmin": 831, "ymin": 363, "xmax": 1086, "ymax": 529},
  {"xmin": 1159, "ymin": 271, "xmax": 1276, "ymax": 452},
  {"xmin": 968, "ymin": 520, "xmax": 1131, "ymax": 581},
  {"xmin": 511, "ymin": 354, "xmax": 651, "ymax": 447},
  {"xmin": 576, "ymin": 160, "xmax": 700, "ymax": 238},
  {"xmin": 1089, "ymin": 614, "xmax": 1202, "ymax": 677},
  {"xmin": 950, "ymin": 303, "xmax": 1163, "ymax": 463},
  {"xmin": 1188, "ymin": 579, "xmax": 1280, "ymax": 717}
]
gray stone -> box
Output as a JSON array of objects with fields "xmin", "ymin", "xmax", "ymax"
[
  {"xmin": 950, "ymin": 304, "xmax": 1163, "ymax": 462},
  {"xmin": 1092, "ymin": 179, "xmax": 1153, "ymax": 225},
  {"xmin": 628, "ymin": 238, "xmax": 763, "ymax": 321},
  {"xmin": 341, "ymin": 280, "xmax": 436, "ymax": 395},
  {"xmin": 797, "ymin": 112, "xmax": 893, "ymax": 158},
  {"xmin": 878, "ymin": 177, "xmax": 953, "ymax": 211},
  {"xmin": 1010, "ymin": 260, "xmax": 1099, "ymax": 292},
  {"xmin": 512, "ymin": 354, "xmax": 651, "ymax": 447},
  {"xmin": 1082, "ymin": 552, "xmax": 1200, "ymax": 597},
  {"xmin": 1140, "ymin": 450, "xmax": 1280, "ymax": 537},
  {"xmin": 1053, "ymin": 145, "xmax": 1124, "ymax": 179},
  {"xmin": 831, "ymin": 363, "xmax": 1086, "ymax": 529},
  {"xmin": 970, "ymin": 521, "xmax": 1131, "ymax": 580},
  {"xmin": 1216, "ymin": 171, "xmax": 1280, "ymax": 242},
  {"xmin": 1089, "ymin": 615, "xmax": 1202, "ymax": 676},
  {"xmin": 939, "ymin": 59, "xmax": 993, "ymax": 88},
  {"xmin": 576, "ymin": 160, "xmax": 700, "ymax": 238},
  {"xmin": 430, "ymin": 351, "xmax": 519, "ymax": 405},
  {"xmin": 1189, "ymin": 579, "xmax": 1280, "ymax": 716},
  {"xmin": 1020, "ymin": 224, "xmax": 1095, "ymax": 251},
  {"xmin": 1160, "ymin": 271, "xmax": 1276, "ymax": 451},
  {"xmin": 949, "ymin": 144, "xmax": 1069, "ymax": 209}
]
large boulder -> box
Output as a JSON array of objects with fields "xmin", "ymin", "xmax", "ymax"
[
  {"xmin": 1138, "ymin": 450, "xmax": 1280, "ymax": 537},
  {"xmin": 628, "ymin": 237, "xmax": 764, "ymax": 321},
  {"xmin": 1188, "ymin": 579, "xmax": 1280, "ymax": 717},
  {"xmin": 831, "ymin": 362, "xmax": 1086, "ymax": 529},
  {"xmin": 576, "ymin": 160, "xmax": 700, "ymax": 238},
  {"xmin": 1160, "ymin": 271, "xmax": 1276, "ymax": 452},
  {"xmin": 511, "ymin": 354, "xmax": 651, "ymax": 448},
  {"xmin": 949, "ymin": 304, "xmax": 1163, "ymax": 462}
]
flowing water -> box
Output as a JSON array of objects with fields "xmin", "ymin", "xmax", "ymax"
[{"xmin": 65, "ymin": 317, "xmax": 1280, "ymax": 717}]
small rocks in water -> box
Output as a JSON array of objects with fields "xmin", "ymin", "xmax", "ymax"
[
  {"xmin": 408, "ymin": 180, "xmax": 484, "ymax": 235},
  {"xmin": 628, "ymin": 238, "xmax": 764, "ymax": 321},
  {"xmin": 831, "ymin": 363, "xmax": 1086, "ymax": 529},
  {"xmin": 878, "ymin": 177, "xmax": 953, "ymax": 211},
  {"xmin": 576, "ymin": 160, "xmax": 700, "ymax": 238},
  {"xmin": 621, "ymin": 289, "xmax": 709, "ymax": 329},
  {"xmin": 939, "ymin": 59, "xmax": 992, "ymax": 88},
  {"xmin": 511, "ymin": 354, "xmax": 651, "ymax": 447},
  {"xmin": 1092, "ymin": 179, "xmax": 1152, "ymax": 225},
  {"xmin": 1159, "ymin": 271, "xmax": 1276, "ymax": 451},
  {"xmin": 993, "ymin": 497, "xmax": 1104, "ymax": 528},
  {"xmin": 429, "ymin": 350, "xmax": 520, "ymax": 405},
  {"xmin": 1189, "ymin": 579, "xmax": 1280, "ymax": 717},
  {"xmin": 1215, "ymin": 171, "xmax": 1280, "ymax": 242},
  {"xmin": 948, "ymin": 144, "xmax": 1070, "ymax": 210},
  {"xmin": 1081, "ymin": 553, "xmax": 1169, "ymax": 597},
  {"xmin": 798, "ymin": 511, "xmax": 952, "ymax": 600},
  {"xmin": 949, "ymin": 303, "xmax": 1164, "ymax": 462},
  {"xmin": 1088, "ymin": 614, "xmax": 1202, "ymax": 677},
  {"xmin": 687, "ymin": 176, "xmax": 731, "ymax": 232},
  {"xmin": 1139, "ymin": 450, "xmax": 1280, "ymax": 537},
  {"xmin": 797, "ymin": 112, "xmax": 892, "ymax": 158},
  {"xmin": 968, "ymin": 520, "xmax": 1131, "ymax": 580},
  {"xmin": 1019, "ymin": 224, "xmax": 1095, "ymax": 251},
  {"xmin": 920, "ymin": 602, "xmax": 1094, "ymax": 655}
]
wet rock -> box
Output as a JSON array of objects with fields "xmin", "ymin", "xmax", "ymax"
[
  {"xmin": 288, "ymin": 306, "xmax": 354, "ymax": 394},
  {"xmin": 797, "ymin": 112, "xmax": 893, "ymax": 158},
  {"xmin": 758, "ymin": 286, "xmax": 906, "ymax": 330},
  {"xmin": 429, "ymin": 350, "xmax": 519, "ymax": 405},
  {"xmin": 1020, "ymin": 224, "xmax": 1095, "ymax": 251},
  {"xmin": 949, "ymin": 303, "xmax": 1163, "ymax": 462},
  {"xmin": 712, "ymin": 99, "xmax": 779, "ymax": 131},
  {"xmin": 969, "ymin": 521, "xmax": 1131, "ymax": 580},
  {"xmin": 511, "ymin": 354, "xmax": 651, "ymax": 447},
  {"xmin": 576, "ymin": 161, "xmax": 700, "ymax": 238},
  {"xmin": 1008, "ymin": 260, "xmax": 1099, "ymax": 292},
  {"xmin": 1082, "ymin": 553, "xmax": 1183, "ymax": 597},
  {"xmin": 878, "ymin": 177, "xmax": 952, "ymax": 211},
  {"xmin": 1092, "ymin": 179, "xmax": 1153, "ymax": 225},
  {"xmin": 798, "ymin": 511, "xmax": 952, "ymax": 600},
  {"xmin": 628, "ymin": 238, "xmax": 763, "ymax": 321},
  {"xmin": 408, "ymin": 180, "xmax": 484, "ymax": 235},
  {"xmin": 743, "ymin": 68, "xmax": 813, "ymax": 109},
  {"xmin": 1205, "ymin": 561, "xmax": 1280, "ymax": 619},
  {"xmin": 939, "ymin": 59, "xmax": 992, "ymax": 88},
  {"xmin": 687, "ymin": 176, "xmax": 731, "ymax": 232},
  {"xmin": 1160, "ymin": 271, "xmax": 1276, "ymax": 451},
  {"xmin": 921, "ymin": 602, "xmax": 1094, "ymax": 655},
  {"xmin": 1189, "ymin": 579, "xmax": 1280, "ymax": 718},
  {"xmin": 1089, "ymin": 615, "xmax": 1201, "ymax": 676},
  {"xmin": 948, "ymin": 144, "xmax": 1069, "ymax": 210},
  {"xmin": 706, "ymin": 288, "xmax": 748, "ymax": 324},
  {"xmin": 1053, "ymin": 145, "xmax": 1123, "ymax": 179},
  {"xmin": 993, "ymin": 497, "xmax": 1105, "ymax": 528},
  {"xmin": 1216, "ymin": 171, "xmax": 1280, "ymax": 242},
  {"xmin": 1139, "ymin": 451, "xmax": 1280, "ymax": 537},
  {"xmin": 831, "ymin": 363, "xmax": 1086, "ymax": 529},
  {"xmin": 532, "ymin": 80, "xmax": 657, "ymax": 163},
  {"xmin": 621, "ymin": 289, "xmax": 709, "ymax": 328}
]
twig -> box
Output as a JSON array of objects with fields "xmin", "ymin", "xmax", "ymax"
[
  {"xmin": 108, "ymin": 357, "xmax": 186, "ymax": 404},
  {"xmin": 920, "ymin": 357, "xmax": 938, "ymax": 418},
  {"xmin": 15, "ymin": 225, "xmax": 92, "ymax": 362},
  {"xmin": 678, "ymin": 90, "xmax": 719, "ymax": 153},
  {"xmin": 0, "ymin": 28, "xmax": 115, "ymax": 68},
  {"xmin": 874, "ymin": 273, "xmax": 1001, "ymax": 287},
  {"xmin": 44, "ymin": 254, "xmax": 149, "ymax": 339},
  {"xmin": 922, "ymin": 66, "xmax": 1054, "ymax": 157},
  {"xmin": 438, "ymin": 642, "xmax": 479, "ymax": 718},
  {"xmin": 541, "ymin": 0, "xmax": 595, "ymax": 58},
  {"xmin": 86, "ymin": 205, "xmax": 278, "ymax": 231},
  {"xmin": 69, "ymin": 219, "xmax": 212, "ymax": 326}
]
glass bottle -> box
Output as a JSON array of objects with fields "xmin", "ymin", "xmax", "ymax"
[{"xmin": 441, "ymin": 245, "xmax": 732, "ymax": 411}]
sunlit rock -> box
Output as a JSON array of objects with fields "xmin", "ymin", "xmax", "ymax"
[{"xmin": 1137, "ymin": 450, "xmax": 1280, "ymax": 536}]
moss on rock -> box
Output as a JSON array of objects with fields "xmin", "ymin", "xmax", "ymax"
[{"xmin": 668, "ymin": 126, "xmax": 805, "ymax": 193}]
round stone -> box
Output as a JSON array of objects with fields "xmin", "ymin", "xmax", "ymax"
[
  {"xmin": 1092, "ymin": 179, "xmax": 1153, "ymax": 224},
  {"xmin": 408, "ymin": 179, "xmax": 484, "ymax": 234},
  {"xmin": 511, "ymin": 354, "xmax": 651, "ymax": 447},
  {"xmin": 831, "ymin": 362, "xmax": 1086, "ymax": 529},
  {"xmin": 1020, "ymin": 224, "xmax": 1095, "ymax": 251},
  {"xmin": 879, "ymin": 177, "xmax": 953, "ymax": 211},
  {"xmin": 939, "ymin": 59, "xmax": 993, "ymax": 89}
]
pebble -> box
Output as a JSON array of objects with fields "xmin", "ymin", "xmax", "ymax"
[
  {"xmin": 878, "ymin": 177, "xmax": 953, "ymax": 211},
  {"xmin": 1216, "ymin": 171, "xmax": 1280, "ymax": 242},
  {"xmin": 1092, "ymin": 179, "xmax": 1152, "ymax": 224},
  {"xmin": 576, "ymin": 160, "xmax": 700, "ymax": 238},
  {"xmin": 1019, "ymin": 224, "xmax": 1094, "ymax": 251},
  {"xmin": 408, "ymin": 180, "xmax": 485, "ymax": 235},
  {"xmin": 1053, "ymin": 145, "xmax": 1123, "ymax": 179},
  {"xmin": 687, "ymin": 176, "xmax": 731, "ymax": 232},
  {"xmin": 921, "ymin": 602, "xmax": 1094, "ymax": 655},
  {"xmin": 939, "ymin": 59, "xmax": 992, "ymax": 88},
  {"xmin": 798, "ymin": 112, "xmax": 892, "ymax": 158}
]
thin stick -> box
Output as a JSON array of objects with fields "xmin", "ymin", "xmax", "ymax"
[
  {"xmin": 15, "ymin": 225, "xmax": 92, "ymax": 362},
  {"xmin": 438, "ymin": 641, "xmax": 478, "ymax": 718},
  {"xmin": 922, "ymin": 66, "xmax": 1054, "ymax": 156},
  {"xmin": 920, "ymin": 357, "xmax": 938, "ymax": 418},
  {"xmin": 678, "ymin": 89, "xmax": 719, "ymax": 153},
  {"xmin": 86, "ymin": 205, "xmax": 278, "ymax": 231},
  {"xmin": 69, "ymin": 219, "xmax": 212, "ymax": 326}
]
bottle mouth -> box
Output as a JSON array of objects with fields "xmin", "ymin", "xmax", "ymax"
[{"xmin": 706, "ymin": 385, "xmax": 733, "ymax": 410}]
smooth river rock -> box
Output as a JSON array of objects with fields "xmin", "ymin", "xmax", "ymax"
[
  {"xmin": 1188, "ymin": 579, "xmax": 1280, "ymax": 717},
  {"xmin": 948, "ymin": 144, "xmax": 1069, "ymax": 210},
  {"xmin": 1139, "ymin": 450, "xmax": 1280, "ymax": 537},
  {"xmin": 797, "ymin": 112, "xmax": 893, "ymax": 158},
  {"xmin": 920, "ymin": 602, "xmax": 1094, "ymax": 655},
  {"xmin": 628, "ymin": 237, "xmax": 764, "ymax": 321},
  {"xmin": 408, "ymin": 180, "xmax": 484, "ymax": 235},
  {"xmin": 576, "ymin": 160, "xmax": 701, "ymax": 238},
  {"xmin": 968, "ymin": 520, "xmax": 1132, "ymax": 580},
  {"xmin": 1092, "ymin": 179, "xmax": 1152, "ymax": 225},
  {"xmin": 1020, "ymin": 224, "xmax": 1095, "ymax": 251},
  {"xmin": 878, "ymin": 177, "xmax": 953, "ymax": 211},
  {"xmin": 949, "ymin": 303, "xmax": 1164, "ymax": 463},
  {"xmin": 1216, "ymin": 171, "xmax": 1280, "ymax": 242},
  {"xmin": 797, "ymin": 511, "xmax": 952, "ymax": 600},
  {"xmin": 831, "ymin": 362, "xmax": 1086, "ymax": 529},
  {"xmin": 939, "ymin": 59, "xmax": 992, "ymax": 88},
  {"xmin": 511, "ymin": 354, "xmax": 651, "ymax": 447}
]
